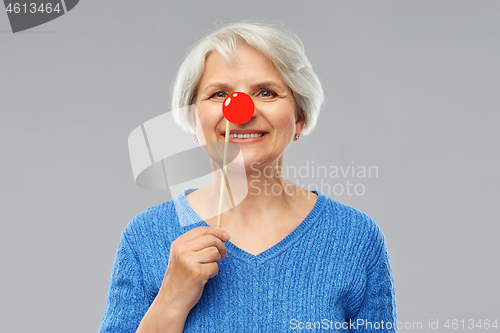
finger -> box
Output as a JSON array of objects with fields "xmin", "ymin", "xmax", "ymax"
[
  {"xmin": 201, "ymin": 262, "xmax": 220, "ymax": 279},
  {"xmin": 189, "ymin": 235, "xmax": 228, "ymax": 258},
  {"xmin": 196, "ymin": 247, "xmax": 222, "ymax": 264},
  {"xmin": 182, "ymin": 226, "xmax": 230, "ymax": 243}
]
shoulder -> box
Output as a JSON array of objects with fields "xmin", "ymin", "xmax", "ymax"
[
  {"xmin": 125, "ymin": 199, "xmax": 177, "ymax": 231},
  {"xmin": 318, "ymin": 192, "xmax": 386, "ymax": 253},
  {"xmin": 120, "ymin": 199, "xmax": 182, "ymax": 253}
]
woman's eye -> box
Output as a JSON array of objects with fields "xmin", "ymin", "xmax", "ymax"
[
  {"xmin": 260, "ymin": 90, "xmax": 276, "ymax": 98},
  {"xmin": 211, "ymin": 91, "xmax": 228, "ymax": 99}
]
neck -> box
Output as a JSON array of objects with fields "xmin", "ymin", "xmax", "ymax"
[{"xmin": 196, "ymin": 156, "xmax": 313, "ymax": 226}]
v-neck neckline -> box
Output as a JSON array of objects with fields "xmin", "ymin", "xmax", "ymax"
[{"xmin": 173, "ymin": 188, "xmax": 327, "ymax": 264}]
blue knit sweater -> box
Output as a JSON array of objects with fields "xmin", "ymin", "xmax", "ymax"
[{"xmin": 99, "ymin": 189, "xmax": 397, "ymax": 332}]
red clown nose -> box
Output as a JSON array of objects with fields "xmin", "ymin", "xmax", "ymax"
[{"xmin": 222, "ymin": 92, "xmax": 254, "ymax": 124}]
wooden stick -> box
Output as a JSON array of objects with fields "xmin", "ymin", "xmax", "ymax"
[{"xmin": 217, "ymin": 121, "xmax": 231, "ymax": 228}]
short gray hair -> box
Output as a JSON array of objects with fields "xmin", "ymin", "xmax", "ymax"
[{"xmin": 171, "ymin": 21, "xmax": 324, "ymax": 136}]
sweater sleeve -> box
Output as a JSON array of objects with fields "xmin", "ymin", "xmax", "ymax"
[
  {"xmin": 350, "ymin": 232, "xmax": 397, "ymax": 332},
  {"xmin": 99, "ymin": 230, "xmax": 151, "ymax": 333}
]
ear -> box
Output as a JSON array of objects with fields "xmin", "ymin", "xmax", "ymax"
[{"xmin": 295, "ymin": 110, "xmax": 305, "ymax": 137}]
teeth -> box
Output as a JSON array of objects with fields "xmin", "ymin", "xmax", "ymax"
[{"xmin": 228, "ymin": 133, "xmax": 265, "ymax": 139}]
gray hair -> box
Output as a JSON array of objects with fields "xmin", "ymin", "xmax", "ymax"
[{"xmin": 171, "ymin": 21, "xmax": 324, "ymax": 136}]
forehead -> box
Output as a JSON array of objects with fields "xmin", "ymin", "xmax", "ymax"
[{"xmin": 200, "ymin": 45, "xmax": 286, "ymax": 86}]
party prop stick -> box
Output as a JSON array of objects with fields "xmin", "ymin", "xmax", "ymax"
[
  {"xmin": 217, "ymin": 92, "xmax": 255, "ymax": 229},
  {"xmin": 216, "ymin": 121, "xmax": 231, "ymax": 229}
]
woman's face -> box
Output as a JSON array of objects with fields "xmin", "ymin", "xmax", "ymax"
[{"xmin": 194, "ymin": 44, "xmax": 304, "ymax": 169}]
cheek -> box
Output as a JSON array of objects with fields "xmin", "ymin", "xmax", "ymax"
[
  {"xmin": 273, "ymin": 110, "xmax": 297, "ymax": 133},
  {"xmin": 272, "ymin": 100, "xmax": 298, "ymax": 132},
  {"xmin": 195, "ymin": 105, "xmax": 221, "ymax": 137}
]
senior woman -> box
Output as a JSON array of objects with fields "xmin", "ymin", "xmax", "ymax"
[{"xmin": 99, "ymin": 21, "xmax": 397, "ymax": 332}]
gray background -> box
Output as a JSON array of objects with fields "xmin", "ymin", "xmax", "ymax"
[{"xmin": 1, "ymin": 1, "xmax": 499, "ymax": 332}]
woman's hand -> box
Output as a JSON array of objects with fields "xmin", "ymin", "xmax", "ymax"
[
  {"xmin": 160, "ymin": 226, "xmax": 230, "ymax": 313},
  {"xmin": 136, "ymin": 226, "xmax": 230, "ymax": 333}
]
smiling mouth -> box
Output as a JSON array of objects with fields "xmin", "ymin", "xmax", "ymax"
[
  {"xmin": 221, "ymin": 130, "xmax": 268, "ymax": 140},
  {"xmin": 225, "ymin": 133, "xmax": 266, "ymax": 139}
]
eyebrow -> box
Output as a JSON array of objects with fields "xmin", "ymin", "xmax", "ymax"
[
  {"xmin": 201, "ymin": 83, "xmax": 231, "ymax": 95},
  {"xmin": 201, "ymin": 81, "xmax": 286, "ymax": 95}
]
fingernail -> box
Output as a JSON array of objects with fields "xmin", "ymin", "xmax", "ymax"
[{"xmin": 223, "ymin": 231, "xmax": 230, "ymax": 239}]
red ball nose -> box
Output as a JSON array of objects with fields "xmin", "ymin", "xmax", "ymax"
[{"xmin": 222, "ymin": 92, "xmax": 254, "ymax": 124}]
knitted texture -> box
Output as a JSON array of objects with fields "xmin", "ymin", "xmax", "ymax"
[{"xmin": 99, "ymin": 189, "xmax": 397, "ymax": 332}]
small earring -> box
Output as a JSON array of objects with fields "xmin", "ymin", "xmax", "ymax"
[
  {"xmin": 295, "ymin": 134, "xmax": 300, "ymax": 139},
  {"xmin": 193, "ymin": 137, "xmax": 198, "ymax": 142}
]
